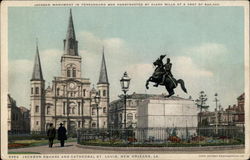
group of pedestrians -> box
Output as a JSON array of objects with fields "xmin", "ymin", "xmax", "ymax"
[{"xmin": 47, "ymin": 123, "xmax": 67, "ymax": 148}]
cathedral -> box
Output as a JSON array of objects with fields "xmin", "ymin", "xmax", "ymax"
[{"xmin": 30, "ymin": 10, "xmax": 109, "ymax": 132}]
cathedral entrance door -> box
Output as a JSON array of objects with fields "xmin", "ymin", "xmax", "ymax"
[{"xmin": 69, "ymin": 121, "xmax": 76, "ymax": 134}]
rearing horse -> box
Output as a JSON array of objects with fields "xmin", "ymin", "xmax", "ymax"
[{"xmin": 145, "ymin": 57, "xmax": 187, "ymax": 97}]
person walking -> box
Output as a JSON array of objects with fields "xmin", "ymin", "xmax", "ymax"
[
  {"xmin": 58, "ymin": 123, "xmax": 67, "ymax": 147},
  {"xmin": 47, "ymin": 123, "xmax": 56, "ymax": 148}
]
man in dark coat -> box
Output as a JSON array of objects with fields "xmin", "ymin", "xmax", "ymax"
[
  {"xmin": 47, "ymin": 123, "xmax": 56, "ymax": 148},
  {"xmin": 57, "ymin": 123, "xmax": 67, "ymax": 147}
]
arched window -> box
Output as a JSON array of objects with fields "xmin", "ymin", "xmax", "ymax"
[
  {"xmin": 63, "ymin": 102, "xmax": 66, "ymax": 115},
  {"xmin": 72, "ymin": 68, "xmax": 76, "ymax": 77},
  {"xmin": 35, "ymin": 106, "xmax": 39, "ymax": 112},
  {"xmin": 103, "ymin": 90, "xmax": 106, "ymax": 97},
  {"xmin": 72, "ymin": 107, "xmax": 75, "ymax": 114},
  {"xmin": 92, "ymin": 108, "xmax": 95, "ymax": 115},
  {"xmin": 103, "ymin": 107, "xmax": 107, "ymax": 113},
  {"xmin": 57, "ymin": 88, "xmax": 60, "ymax": 96},
  {"xmin": 67, "ymin": 68, "xmax": 71, "ymax": 77},
  {"xmin": 35, "ymin": 87, "xmax": 39, "ymax": 94},
  {"xmin": 83, "ymin": 89, "xmax": 86, "ymax": 97},
  {"xmin": 127, "ymin": 113, "xmax": 133, "ymax": 121},
  {"xmin": 47, "ymin": 106, "xmax": 50, "ymax": 115},
  {"xmin": 92, "ymin": 122, "xmax": 96, "ymax": 128}
]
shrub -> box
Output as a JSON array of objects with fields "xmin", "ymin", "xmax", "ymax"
[
  {"xmin": 128, "ymin": 137, "xmax": 137, "ymax": 143},
  {"xmin": 8, "ymin": 143, "xmax": 29, "ymax": 149},
  {"xmin": 167, "ymin": 136, "xmax": 181, "ymax": 143},
  {"xmin": 191, "ymin": 136, "xmax": 205, "ymax": 142}
]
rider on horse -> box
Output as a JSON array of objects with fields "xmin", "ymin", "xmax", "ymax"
[
  {"xmin": 153, "ymin": 55, "xmax": 174, "ymax": 87},
  {"xmin": 146, "ymin": 54, "xmax": 187, "ymax": 97},
  {"xmin": 160, "ymin": 57, "xmax": 174, "ymax": 85}
]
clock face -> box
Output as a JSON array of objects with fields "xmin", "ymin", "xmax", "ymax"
[{"xmin": 69, "ymin": 82, "xmax": 76, "ymax": 90}]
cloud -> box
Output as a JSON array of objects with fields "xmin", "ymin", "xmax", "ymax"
[
  {"xmin": 78, "ymin": 31, "xmax": 133, "ymax": 59},
  {"xmin": 8, "ymin": 33, "xmax": 240, "ymax": 112},
  {"xmin": 125, "ymin": 63, "xmax": 154, "ymax": 91},
  {"xmin": 173, "ymin": 56, "xmax": 214, "ymax": 77},
  {"xmin": 78, "ymin": 31, "xmax": 137, "ymax": 84},
  {"xmin": 39, "ymin": 49, "xmax": 61, "ymax": 82},
  {"xmin": 8, "ymin": 49, "xmax": 62, "ymax": 108},
  {"xmin": 185, "ymin": 43, "xmax": 228, "ymax": 56},
  {"xmin": 9, "ymin": 59, "xmax": 33, "ymax": 108},
  {"xmin": 78, "ymin": 31, "xmax": 102, "ymax": 54}
]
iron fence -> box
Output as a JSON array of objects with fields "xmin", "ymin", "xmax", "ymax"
[
  {"xmin": 77, "ymin": 126, "xmax": 245, "ymax": 147},
  {"xmin": 8, "ymin": 131, "xmax": 48, "ymax": 141}
]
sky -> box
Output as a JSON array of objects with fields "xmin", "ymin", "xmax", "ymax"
[{"xmin": 8, "ymin": 6, "xmax": 244, "ymax": 111}]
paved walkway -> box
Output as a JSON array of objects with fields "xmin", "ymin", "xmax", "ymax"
[{"xmin": 9, "ymin": 142, "xmax": 244, "ymax": 154}]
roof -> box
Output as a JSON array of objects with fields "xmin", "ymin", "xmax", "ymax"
[
  {"xmin": 8, "ymin": 94, "xmax": 17, "ymax": 108},
  {"xmin": 237, "ymin": 93, "xmax": 245, "ymax": 100},
  {"xmin": 90, "ymin": 85, "xmax": 97, "ymax": 93},
  {"xmin": 31, "ymin": 43, "xmax": 44, "ymax": 81},
  {"xmin": 66, "ymin": 9, "xmax": 76, "ymax": 40},
  {"xmin": 64, "ymin": 9, "xmax": 78, "ymax": 56},
  {"xmin": 97, "ymin": 47, "xmax": 109, "ymax": 84},
  {"xmin": 19, "ymin": 106, "xmax": 30, "ymax": 112}
]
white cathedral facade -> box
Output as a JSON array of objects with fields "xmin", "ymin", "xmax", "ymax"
[{"xmin": 30, "ymin": 10, "xmax": 109, "ymax": 132}]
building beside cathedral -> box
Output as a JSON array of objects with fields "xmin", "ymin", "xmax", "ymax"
[
  {"xmin": 8, "ymin": 94, "xmax": 30, "ymax": 133},
  {"xmin": 30, "ymin": 10, "xmax": 109, "ymax": 132}
]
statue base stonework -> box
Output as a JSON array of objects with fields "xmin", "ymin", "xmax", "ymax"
[{"xmin": 137, "ymin": 96, "xmax": 198, "ymax": 141}]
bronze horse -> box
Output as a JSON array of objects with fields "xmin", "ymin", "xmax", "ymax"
[{"xmin": 145, "ymin": 57, "xmax": 187, "ymax": 97}]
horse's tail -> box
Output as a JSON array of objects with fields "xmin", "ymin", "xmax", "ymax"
[{"xmin": 177, "ymin": 79, "xmax": 187, "ymax": 93}]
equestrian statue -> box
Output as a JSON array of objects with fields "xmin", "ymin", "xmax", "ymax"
[{"xmin": 145, "ymin": 54, "xmax": 187, "ymax": 97}]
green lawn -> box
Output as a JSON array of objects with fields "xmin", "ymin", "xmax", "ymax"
[
  {"xmin": 79, "ymin": 139, "xmax": 243, "ymax": 147},
  {"xmin": 8, "ymin": 138, "xmax": 76, "ymax": 149}
]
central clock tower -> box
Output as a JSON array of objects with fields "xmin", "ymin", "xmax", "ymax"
[{"xmin": 60, "ymin": 10, "xmax": 82, "ymax": 79}]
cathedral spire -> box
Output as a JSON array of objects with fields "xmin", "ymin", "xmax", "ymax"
[
  {"xmin": 31, "ymin": 41, "xmax": 44, "ymax": 81},
  {"xmin": 64, "ymin": 9, "xmax": 78, "ymax": 56},
  {"xmin": 98, "ymin": 47, "xmax": 109, "ymax": 84}
]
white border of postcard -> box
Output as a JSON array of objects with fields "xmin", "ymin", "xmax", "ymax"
[{"xmin": 1, "ymin": 1, "xmax": 249, "ymax": 160}]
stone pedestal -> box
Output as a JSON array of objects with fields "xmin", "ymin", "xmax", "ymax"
[{"xmin": 137, "ymin": 96, "xmax": 198, "ymax": 141}]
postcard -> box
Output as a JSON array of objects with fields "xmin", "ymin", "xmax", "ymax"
[{"xmin": 1, "ymin": 1, "xmax": 249, "ymax": 160}]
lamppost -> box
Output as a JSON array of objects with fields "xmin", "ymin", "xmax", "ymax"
[
  {"xmin": 214, "ymin": 93, "xmax": 219, "ymax": 135},
  {"xmin": 94, "ymin": 93, "xmax": 101, "ymax": 134},
  {"xmin": 120, "ymin": 72, "xmax": 131, "ymax": 129}
]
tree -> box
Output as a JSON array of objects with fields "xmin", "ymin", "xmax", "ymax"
[{"xmin": 195, "ymin": 91, "xmax": 209, "ymax": 127}]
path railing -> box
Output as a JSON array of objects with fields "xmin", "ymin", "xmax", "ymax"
[{"xmin": 77, "ymin": 126, "xmax": 244, "ymax": 147}]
